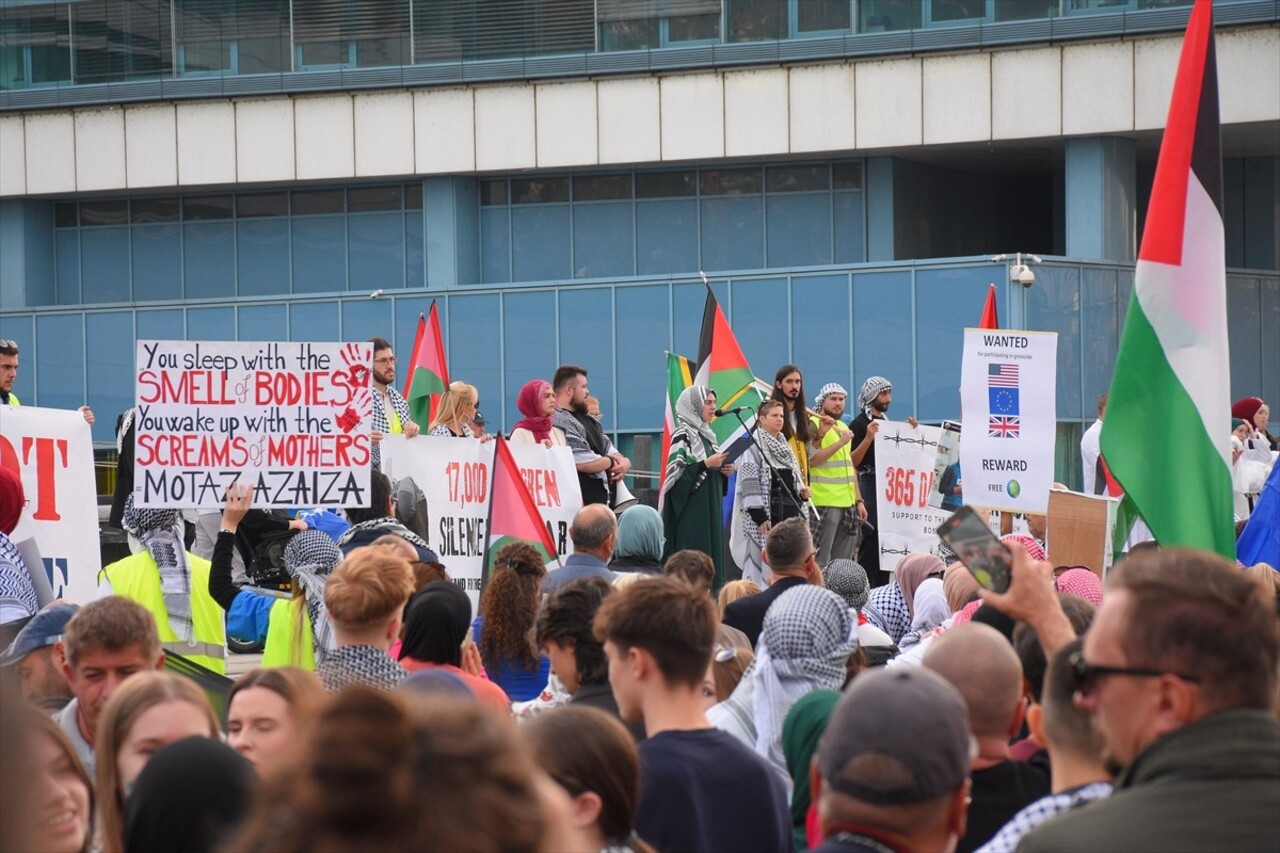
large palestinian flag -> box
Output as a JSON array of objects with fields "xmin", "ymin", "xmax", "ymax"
[
  {"xmin": 483, "ymin": 436, "xmax": 560, "ymax": 584},
  {"xmin": 693, "ymin": 282, "xmax": 767, "ymax": 448},
  {"xmin": 1099, "ymin": 0, "xmax": 1234, "ymax": 559},
  {"xmin": 403, "ymin": 301, "xmax": 449, "ymax": 432}
]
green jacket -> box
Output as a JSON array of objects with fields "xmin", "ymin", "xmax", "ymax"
[{"xmin": 1019, "ymin": 709, "xmax": 1280, "ymax": 852}]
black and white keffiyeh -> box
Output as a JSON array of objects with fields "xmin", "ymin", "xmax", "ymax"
[
  {"xmin": 751, "ymin": 585, "xmax": 857, "ymax": 768},
  {"xmin": 0, "ymin": 531, "xmax": 38, "ymax": 622},
  {"xmin": 858, "ymin": 376, "xmax": 892, "ymax": 417},
  {"xmin": 316, "ymin": 644, "xmax": 407, "ymax": 693},
  {"xmin": 122, "ymin": 496, "xmax": 193, "ymax": 642},
  {"xmin": 661, "ymin": 386, "xmax": 719, "ymax": 501},
  {"xmin": 284, "ymin": 530, "xmax": 343, "ymax": 659},
  {"xmin": 732, "ymin": 425, "xmax": 806, "ymax": 583},
  {"xmin": 335, "ymin": 518, "xmax": 429, "ymax": 552},
  {"xmin": 371, "ymin": 386, "xmax": 412, "ymax": 470},
  {"xmin": 824, "ymin": 559, "xmax": 870, "ymax": 611},
  {"xmin": 975, "ymin": 782, "xmax": 1113, "ymax": 853}
]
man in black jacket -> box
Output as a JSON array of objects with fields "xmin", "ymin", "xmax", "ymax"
[{"xmin": 721, "ymin": 517, "xmax": 821, "ymax": 647}]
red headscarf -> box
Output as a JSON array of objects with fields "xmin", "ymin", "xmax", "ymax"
[
  {"xmin": 1002, "ymin": 533, "xmax": 1047, "ymax": 563},
  {"xmin": 0, "ymin": 467, "xmax": 24, "ymax": 535},
  {"xmin": 1232, "ymin": 397, "xmax": 1264, "ymax": 428},
  {"xmin": 512, "ymin": 380, "xmax": 553, "ymax": 443}
]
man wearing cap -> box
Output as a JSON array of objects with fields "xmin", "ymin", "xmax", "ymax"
[
  {"xmin": 850, "ymin": 376, "xmax": 917, "ymax": 583},
  {"xmin": 0, "ymin": 602, "xmax": 78, "ymax": 711},
  {"xmin": 808, "ymin": 384, "xmax": 866, "ymax": 566},
  {"xmin": 812, "ymin": 667, "xmax": 974, "ymax": 853}
]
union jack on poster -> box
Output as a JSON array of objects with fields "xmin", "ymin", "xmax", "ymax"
[{"xmin": 989, "ymin": 416, "xmax": 1020, "ymax": 439}]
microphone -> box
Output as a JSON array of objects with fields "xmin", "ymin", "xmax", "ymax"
[{"xmin": 714, "ymin": 405, "xmax": 749, "ymax": 417}]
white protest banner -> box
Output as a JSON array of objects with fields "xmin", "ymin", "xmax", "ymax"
[
  {"xmin": 134, "ymin": 341, "xmax": 373, "ymax": 509},
  {"xmin": 0, "ymin": 406, "xmax": 102, "ymax": 603},
  {"xmin": 874, "ymin": 422, "xmax": 952, "ymax": 574},
  {"xmin": 959, "ymin": 328, "xmax": 1058, "ymax": 514},
  {"xmin": 381, "ymin": 436, "xmax": 582, "ymax": 607}
]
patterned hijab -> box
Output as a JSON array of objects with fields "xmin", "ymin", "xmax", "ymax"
[
  {"xmin": 284, "ymin": 530, "xmax": 343, "ymax": 657},
  {"xmin": 122, "ymin": 495, "xmax": 193, "ymax": 643},
  {"xmin": 1056, "ymin": 568, "xmax": 1103, "ymax": 606},
  {"xmin": 1002, "ymin": 533, "xmax": 1047, "ymax": 563},
  {"xmin": 751, "ymin": 585, "xmax": 857, "ymax": 769},
  {"xmin": 512, "ymin": 379, "xmax": 554, "ymax": 442},
  {"xmin": 661, "ymin": 386, "xmax": 719, "ymax": 500}
]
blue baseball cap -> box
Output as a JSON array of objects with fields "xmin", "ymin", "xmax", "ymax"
[{"xmin": 0, "ymin": 603, "xmax": 79, "ymax": 666}]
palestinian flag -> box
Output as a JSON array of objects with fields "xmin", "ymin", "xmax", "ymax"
[
  {"xmin": 693, "ymin": 282, "xmax": 767, "ymax": 447},
  {"xmin": 483, "ymin": 436, "xmax": 560, "ymax": 584},
  {"xmin": 979, "ymin": 283, "xmax": 999, "ymax": 330},
  {"xmin": 1099, "ymin": 0, "xmax": 1234, "ymax": 559},
  {"xmin": 403, "ymin": 301, "xmax": 449, "ymax": 432},
  {"xmin": 658, "ymin": 351, "xmax": 694, "ymax": 508}
]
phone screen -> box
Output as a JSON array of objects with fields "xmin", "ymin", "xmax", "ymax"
[{"xmin": 936, "ymin": 505, "xmax": 1012, "ymax": 593}]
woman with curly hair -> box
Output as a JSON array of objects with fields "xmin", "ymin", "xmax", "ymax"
[{"xmin": 472, "ymin": 541, "xmax": 550, "ymax": 701}]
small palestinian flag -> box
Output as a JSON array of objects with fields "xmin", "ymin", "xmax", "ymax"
[
  {"xmin": 404, "ymin": 301, "xmax": 449, "ymax": 432},
  {"xmin": 483, "ymin": 436, "xmax": 560, "ymax": 584}
]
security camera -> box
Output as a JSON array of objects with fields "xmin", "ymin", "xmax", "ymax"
[{"xmin": 1011, "ymin": 265, "xmax": 1036, "ymax": 287}]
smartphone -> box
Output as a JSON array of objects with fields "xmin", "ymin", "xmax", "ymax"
[{"xmin": 936, "ymin": 505, "xmax": 1013, "ymax": 593}]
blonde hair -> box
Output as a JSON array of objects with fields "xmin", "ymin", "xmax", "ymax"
[
  {"xmin": 717, "ymin": 579, "xmax": 761, "ymax": 617},
  {"xmin": 95, "ymin": 672, "xmax": 219, "ymax": 853},
  {"xmin": 429, "ymin": 381, "xmax": 479, "ymax": 433},
  {"xmin": 324, "ymin": 549, "xmax": 416, "ymax": 632}
]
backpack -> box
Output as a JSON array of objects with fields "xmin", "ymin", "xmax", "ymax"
[{"xmin": 246, "ymin": 524, "xmax": 296, "ymax": 592}]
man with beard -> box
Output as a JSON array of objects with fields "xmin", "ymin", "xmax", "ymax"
[
  {"xmin": 368, "ymin": 336, "xmax": 419, "ymax": 472},
  {"xmin": 850, "ymin": 376, "xmax": 916, "ymax": 583},
  {"xmin": 552, "ymin": 365, "xmax": 631, "ymax": 506},
  {"xmin": 770, "ymin": 364, "xmax": 812, "ymax": 485},
  {"xmin": 808, "ymin": 383, "xmax": 866, "ymax": 566}
]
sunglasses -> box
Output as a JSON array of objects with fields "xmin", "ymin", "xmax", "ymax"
[
  {"xmin": 0, "ymin": 339, "xmax": 18, "ymax": 350},
  {"xmin": 1068, "ymin": 651, "xmax": 1201, "ymax": 696}
]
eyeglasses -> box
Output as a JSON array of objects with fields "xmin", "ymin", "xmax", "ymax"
[
  {"xmin": 374, "ymin": 356, "xmax": 396, "ymax": 365},
  {"xmin": 1068, "ymin": 651, "xmax": 1201, "ymax": 696}
]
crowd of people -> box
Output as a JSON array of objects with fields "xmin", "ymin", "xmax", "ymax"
[{"xmin": 1, "ymin": 340, "xmax": 1278, "ymax": 852}]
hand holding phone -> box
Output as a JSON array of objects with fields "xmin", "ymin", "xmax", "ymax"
[{"xmin": 936, "ymin": 505, "xmax": 1013, "ymax": 593}]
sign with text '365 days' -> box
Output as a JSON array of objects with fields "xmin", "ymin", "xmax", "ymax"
[{"xmin": 134, "ymin": 340, "xmax": 373, "ymax": 509}]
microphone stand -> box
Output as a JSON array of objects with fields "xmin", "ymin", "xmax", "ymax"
[{"xmin": 727, "ymin": 409, "xmax": 810, "ymax": 525}]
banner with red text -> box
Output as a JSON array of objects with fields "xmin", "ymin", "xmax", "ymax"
[
  {"xmin": 874, "ymin": 422, "xmax": 953, "ymax": 574},
  {"xmin": 380, "ymin": 436, "xmax": 582, "ymax": 607},
  {"xmin": 0, "ymin": 406, "xmax": 101, "ymax": 603},
  {"xmin": 134, "ymin": 340, "xmax": 373, "ymax": 508}
]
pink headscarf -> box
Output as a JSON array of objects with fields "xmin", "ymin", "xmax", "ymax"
[
  {"xmin": 896, "ymin": 553, "xmax": 945, "ymax": 617},
  {"xmin": 951, "ymin": 599, "xmax": 983, "ymax": 626},
  {"xmin": 1002, "ymin": 534, "xmax": 1047, "ymax": 563},
  {"xmin": 1056, "ymin": 568, "xmax": 1103, "ymax": 606},
  {"xmin": 512, "ymin": 380, "xmax": 553, "ymax": 442},
  {"xmin": 0, "ymin": 467, "xmax": 23, "ymax": 535}
]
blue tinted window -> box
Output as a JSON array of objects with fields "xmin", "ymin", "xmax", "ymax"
[
  {"xmin": 131, "ymin": 224, "xmax": 183, "ymax": 301},
  {"xmin": 293, "ymin": 216, "xmax": 346, "ymax": 294},
  {"xmin": 56, "ymin": 231, "xmax": 80, "ymax": 305},
  {"xmin": 559, "ymin": 288, "xmax": 614, "ymax": 426},
  {"xmin": 80, "ymin": 226, "xmax": 130, "ymax": 303},
  {"xmin": 729, "ymin": 278, "xmax": 790, "ymax": 378},
  {"xmin": 349, "ymin": 212, "xmax": 405, "ymax": 292},
  {"xmin": 1261, "ymin": 278, "xmax": 1280, "ymax": 407},
  {"xmin": 290, "ymin": 301, "xmax": 340, "ymax": 342},
  {"xmin": 502, "ymin": 290, "xmax": 558, "ymax": 430},
  {"xmin": 405, "ymin": 211, "xmax": 424, "ymax": 290},
  {"xmin": 35, "ymin": 314, "xmax": 83, "ymax": 410},
  {"xmin": 574, "ymin": 202, "xmax": 634, "ymax": 279},
  {"xmin": 446, "ymin": 295, "xmax": 502, "ymax": 425},
  {"xmin": 1080, "ymin": 267, "xmax": 1119, "ymax": 413},
  {"xmin": 833, "ymin": 192, "xmax": 865, "ymax": 264},
  {"xmin": 1026, "ymin": 266, "xmax": 1082, "ymax": 420},
  {"xmin": 637, "ymin": 199, "xmax": 698, "ymax": 276},
  {"xmin": 480, "ymin": 208, "xmax": 511, "ymax": 284},
  {"xmin": 186, "ymin": 306, "xmax": 235, "ymax": 341},
  {"xmin": 341, "ymin": 299, "xmax": 394, "ymax": 344},
  {"xmin": 392, "ymin": 296, "xmax": 429, "ymax": 364},
  {"xmin": 237, "ymin": 219, "xmax": 290, "ymax": 296},
  {"xmin": 238, "ymin": 304, "xmax": 288, "ymax": 342},
  {"xmin": 184, "ymin": 222, "xmax": 235, "ymax": 299},
  {"xmin": 85, "ymin": 312, "xmax": 134, "ymax": 441},
  {"xmin": 1227, "ymin": 275, "xmax": 1261, "ymax": 401},
  {"xmin": 673, "ymin": 280, "xmax": 722, "ymax": 360},
  {"xmin": 512, "ymin": 206, "xmax": 570, "ymax": 283},
  {"xmin": 914, "ymin": 268, "xmax": 995, "ymax": 421},
  {"xmin": 792, "ymin": 274, "xmax": 852, "ymax": 388},
  {"xmin": 701, "ymin": 197, "xmax": 763, "ymax": 272},
  {"xmin": 136, "ymin": 309, "xmax": 184, "ymax": 341},
  {"xmin": 0, "ymin": 316, "xmax": 34, "ymax": 401},
  {"xmin": 853, "ymin": 271, "xmax": 914, "ymax": 416},
  {"xmin": 616, "ymin": 286, "xmax": 669, "ymax": 431},
  {"xmin": 766, "ymin": 194, "xmax": 831, "ymax": 268}
]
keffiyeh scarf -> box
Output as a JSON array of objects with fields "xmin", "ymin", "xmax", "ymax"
[
  {"xmin": 123, "ymin": 496, "xmax": 193, "ymax": 643},
  {"xmin": 858, "ymin": 376, "xmax": 892, "ymax": 418},
  {"xmin": 284, "ymin": 530, "xmax": 343, "ymax": 659},
  {"xmin": 371, "ymin": 385, "xmax": 412, "ymax": 470},
  {"xmin": 0, "ymin": 532, "xmax": 38, "ymax": 621},
  {"xmin": 661, "ymin": 386, "xmax": 719, "ymax": 501}
]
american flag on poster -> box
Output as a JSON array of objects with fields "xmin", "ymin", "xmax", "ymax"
[{"xmin": 989, "ymin": 415, "xmax": 1020, "ymax": 438}]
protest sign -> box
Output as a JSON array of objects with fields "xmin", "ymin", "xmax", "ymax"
[
  {"xmin": 134, "ymin": 341, "xmax": 373, "ymax": 509},
  {"xmin": 959, "ymin": 328, "xmax": 1058, "ymax": 514},
  {"xmin": 1047, "ymin": 489, "xmax": 1118, "ymax": 576},
  {"xmin": 875, "ymin": 422, "xmax": 953, "ymax": 574},
  {"xmin": 0, "ymin": 406, "xmax": 102, "ymax": 603},
  {"xmin": 380, "ymin": 436, "xmax": 582, "ymax": 607}
]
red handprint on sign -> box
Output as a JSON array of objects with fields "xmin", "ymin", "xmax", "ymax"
[
  {"xmin": 335, "ymin": 388, "xmax": 374, "ymax": 434},
  {"xmin": 338, "ymin": 342, "xmax": 371, "ymax": 390}
]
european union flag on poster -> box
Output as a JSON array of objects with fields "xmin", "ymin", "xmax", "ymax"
[{"xmin": 988, "ymin": 363, "xmax": 1020, "ymax": 415}]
